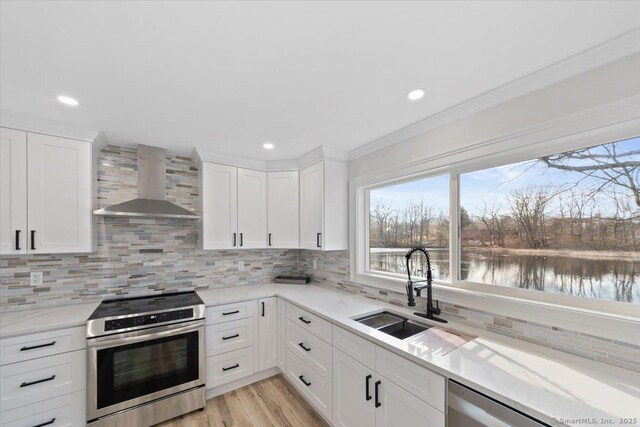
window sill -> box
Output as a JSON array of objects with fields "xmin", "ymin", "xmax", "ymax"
[{"xmin": 350, "ymin": 272, "xmax": 640, "ymax": 346}]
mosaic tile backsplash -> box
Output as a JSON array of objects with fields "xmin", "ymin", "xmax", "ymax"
[
  {"xmin": 0, "ymin": 145, "xmax": 300, "ymax": 309},
  {"xmin": 0, "ymin": 144, "xmax": 637, "ymax": 373},
  {"xmin": 299, "ymin": 250, "xmax": 640, "ymax": 373}
]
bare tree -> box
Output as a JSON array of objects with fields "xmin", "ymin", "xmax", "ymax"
[
  {"xmin": 509, "ymin": 186, "xmax": 551, "ymax": 248},
  {"xmin": 371, "ymin": 199, "xmax": 393, "ymax": 247},
  {"xmin": 540, "ymin": 142, "xmax": 640, "ymax": 208}
]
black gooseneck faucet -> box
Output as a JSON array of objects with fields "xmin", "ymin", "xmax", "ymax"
[{"xmin": 405, "ymin": 247, "xmax": 447, "ymax": 323}]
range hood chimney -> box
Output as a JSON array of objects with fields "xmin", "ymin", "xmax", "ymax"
[{"xmin": 94, "ymin": 145, "xmax": 199, "ymax": 219}]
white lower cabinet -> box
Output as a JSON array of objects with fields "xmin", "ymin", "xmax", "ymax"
[
  {"xmin": 0, "ymin": 350, "xmax": 85, "ymax": 412},
  {"xmin": 332, "ymin": 347, "xmax": 445, "ymax": 427},
  {"xmin": 257, "ymin": 297, "xmax": 277, "ymax": 371},
  {"xmin": 331, "ymin": 326, "xmax": 446, "ymax": 427},
  {"xmin": 206, "ymin": 347, "xmax": 255, "ymax": 388},
  {"xmin": 206, "ymin": 317, "xmax": 254, "ymax": 356},
  {"xmin": 286, "ymin": 349, "xmax": 333, "ymax": 422},
  {"xmin": 0, "ymin": 390, "xmax": 85, "ymax": 427},
  {"xmin": 375, "ymin": 377, "xmax": 445, "ymax": 427},
  {"xmin": 333, "ymin": 348, "xmax": 376, "ymax": 427}
]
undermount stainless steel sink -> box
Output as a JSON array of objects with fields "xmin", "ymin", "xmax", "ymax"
[{"xmin": 355, "ymin": 311, "xmax": 432, "ymax": 340}]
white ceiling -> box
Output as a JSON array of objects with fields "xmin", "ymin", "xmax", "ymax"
[{"xmin": 1, "ymin": 1, "xmax": 639, "ymax": 160}]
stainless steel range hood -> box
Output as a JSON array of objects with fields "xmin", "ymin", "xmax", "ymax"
[{"xmin": 94, "ymin": 145, "xmax": 199, "ymax": 219}]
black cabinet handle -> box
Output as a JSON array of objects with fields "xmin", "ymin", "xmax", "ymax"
[
  {"xmin": 222, "ymin": 310, "xmax": 239, "ymax": 316},
  {"xmin": 30, "ymin": 230, "xmax": 36, "ymax": 250},
  {"xmin": 299, "ymin": 375, "xmax": 311, "ymax": 387},
  {"xmin": 222, "ymin": 333, "xmax": 240, "ymax": 340},
  {"xmin": 21, "ymin": 341, "xmax": 56, "ymax": 351},
  {"xmin": 222, "ymin": 364, "xmax": 239, "ymax": 372},
  {"xmin": 374, "ymin": 380, "xmax": 381, "ymax": 408},
  {"xmin": 298, "ymin": 342, "xmax": 311, "ymax": 352},
  {"xmin": 268, "ymin": 233, "xmax": 272, "ymax": 246},
  {"xmin": 316, "ymin": 232, "xmax": 321, "ymax": 248},
  {"xmin": 32, "ymin": 418, "xmax": 56, "ymax": 427},
  {"xmin": 298, "ymin": 316, "xmax": 311, "ymax": 324},
  {"xmin": 365, "ymin": 374, "xmax": 372, "ymax": 401},
  {"xmin": 239, "ymin": 233, "xmax": 243, "ymax": 247},
  {"xmin": 261, "ymin": 301, "xmax": 265, "ymax": 317},
  {"xmin": 20, "ymin": 375, "xmax": 56, "ymax": 388},
  {"xmin": 232, "ymin": 233, "xmax": 236, "ymax": 247},
  {"xmin": 15, "ymin": 230, "xmax": 21, "ymax": 251}
]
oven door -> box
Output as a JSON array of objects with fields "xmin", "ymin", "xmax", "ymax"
[{"xmin": 87, "ymin": 319, "xmax": 205, "ymax": 421}]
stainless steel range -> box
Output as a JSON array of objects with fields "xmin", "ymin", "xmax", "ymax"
[{"xmin": 86, "ymin": 292, "xmax": 206, "ymax": 427}]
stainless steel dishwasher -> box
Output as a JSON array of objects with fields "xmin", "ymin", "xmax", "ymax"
[{"xmin": 448, "ymin": 380, "xmax": 549, "ymax": 427}]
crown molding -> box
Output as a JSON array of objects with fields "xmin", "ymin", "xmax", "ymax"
[
  {"xmin": 0, "ymin": 110, "xmax": 101, "ymax": 142},
  {"xmin": 193, "ymin": 145, "xmax": 348, "ymax": 172},
  {"xmin": 348, "ymin": 27, "xmax": 640, "ymax": 161}
]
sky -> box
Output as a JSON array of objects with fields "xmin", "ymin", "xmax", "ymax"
[{"xmin": 370, "ymin": 137, "xmax": 639, "ymax": 218}]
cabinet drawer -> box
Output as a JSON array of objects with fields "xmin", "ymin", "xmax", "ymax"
[
  {"xmin": 285, "ymin": 349, "xmax": 332, "ymax": 422},
  {"xmin": 0, "ymin": 350, "xmax": 85, "ymax": 412},
  {"xmin": 286, "ymin": 320, "xmax": 332, "ymax": 383},
  {"xmin": 332, "ymin": 325, "xmax": 375, "ymax": 369},
  {"xmin": 206, "ymin": 347, "xmax": 254, "ymax": 388},
  {"xmin": 206, "ymin": 300, "xmax": 256, "ymax": 325},
  {"xmin": 375, "ymin": 346, "xmax": 445, "ymax": 412},
  {"xmin": 206, "ymin": 318, "xmax": 254, "ymax": 357},
  {"xmin": 286, "ymin": 303, "xmax": 332, "ymax": 344},
  {"xmin": 0, "ymin": 390, "xmax": 84, "ymax": 427},
  {"xmin": 0, "ymin": 327, "xmax": 85, "ymax": 366}
]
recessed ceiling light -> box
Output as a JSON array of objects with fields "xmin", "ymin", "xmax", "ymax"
[
  {"xmin": 407, "ymin": 89, "xmax": 425, "ymax": 101},
  {"xmin": 263, "ymin": 142, "xmax": 274, "ymax": 150},
  {"xmin": 57, "ymin": 95, "xmax": 79, "ymax": 106}
]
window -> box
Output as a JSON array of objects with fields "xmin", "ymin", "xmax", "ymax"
[
  {"xmin": 460, "ymin": 138, "xmax": 639, "ymax": 304},
  {"xmin": 361, "ymin": 136, "xmax": 639, "ymax": 306},
  {"xmin": 368, "ymin": 174, "xmax": 450, "ymax": 281}
]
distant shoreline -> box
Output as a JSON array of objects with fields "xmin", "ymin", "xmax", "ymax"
[{"xmin": 370, "ymin": 246, "xmax": 639, "ymax": 262}]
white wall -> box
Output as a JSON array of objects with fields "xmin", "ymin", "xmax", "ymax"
[{"xmin": 349, "ymin": 52, "xmax": 640, "ymax": 180}]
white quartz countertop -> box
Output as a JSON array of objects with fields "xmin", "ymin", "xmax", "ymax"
[
  {"xmin": 1, "ymin": 283, "xmax": 639, "ymax": 426},
  {"xmin": 0, "ymin": 301, "xmax": 99, "ymax": 339}
]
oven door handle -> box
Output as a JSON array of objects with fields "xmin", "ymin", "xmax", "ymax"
[{"xmin": 87, "ymin": 319, "xmax": 205, "ymax": 349}]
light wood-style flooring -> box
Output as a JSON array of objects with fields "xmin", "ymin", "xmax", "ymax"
[{"xmin": 158, "ymin": 375, "xmax": 329, "ymax": 427}]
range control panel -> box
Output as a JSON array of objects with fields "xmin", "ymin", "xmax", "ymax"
[{"xmin": 104, "ymin": 308, "xmax": 194, "ymax": 331}]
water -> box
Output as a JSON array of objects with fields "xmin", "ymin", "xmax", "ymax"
[{"xmin": 369, "ymin": 248, "xmax": 639, "ymax": 304}]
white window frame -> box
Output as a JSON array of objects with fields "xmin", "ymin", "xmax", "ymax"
[{"xmin": 350, "ymin": 111, "xmax": 640, "ymax": 344}]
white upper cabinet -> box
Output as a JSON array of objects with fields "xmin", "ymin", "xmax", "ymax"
[
  {"xmin": 199, "ymin": 162, "xmax": 238, "ymax": 250},
  {"xmin": 267, "ymin": 171, "xmax": 299, "ymax": 248},
  {"xmin": 237, "ymin": 168, "xmax": 267, "ymax": 248},
  {"xmin": 300, "ymin": 160, "xmax": 348, "ymax": 250},
  {"xmin": 0, "ymin": 128, "xmax": 27, "ymax": 255},
  {"xmin": 27, "ymin": 133, "xmax": 92, "ymax": 254},
  {"xmin": 199, "ymin": 163, "xmax": 267, "ymax": 249},
  {"xmin": 0, "ymin": 128, "xmax": 92, "ymax": 255}
]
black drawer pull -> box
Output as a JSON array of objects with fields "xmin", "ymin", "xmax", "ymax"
[
  {"xmin": 298, "ymin": 316, "xmax": 311, "ymax": 324},
  {"xmin": 299, "ymin": 375, "xmax": 311, "ymax": 387},
  {"xmin": 15, "ymin": 230, "xmax": 21, "ymax": 251},
  {"xmin": 21, "ymin": 341, "xmax": 56, "ymax": 351},
  {"xmin": 268, "ymin": 233, "xmax": 272, "ymax": 246},
  {"xmin": 32, "ymin": 418, "xmax": 56, "ymax": 427},
  {"xmin": 232, "ymin": 233, "xmax": 236, "ymax": 247},
  {"xmin": 374, "ymin": 380, "xmax": 381, "ymax": 408},
  {"xmin": 365, "ymin": 374, "xmax": 372, "ymax": 401},
  {"xmin": 31, "ymin": 230, "xmax": 36, "ymax": 250},
  {"xmin": 239, "ymin": 232, "xmax": 243, "ymax": 247},
  {"xmin": 316, "ymin": 232, "xmax": 321, "ymax": 248},
  {"xmin": 222, "ymin": 364, "xmax": 239, "ymax": 372},
  {"xmin": 298, "ymin": 342, "xmax": 311, "ymax": 352},
  {"xmin": 21, "ymin": 375, "xmax": 56, "ymax": 388},
  {"xmin": 222, "ymin": 310, "xmax": 239, "ymax": 316},
  {"xmin": 222, "ymin": 333, "xmax": 240, "ymax": 340},
  {"xmin": 262, "ymin": 301, "xmax": 265, "ymax": 317}
]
